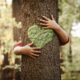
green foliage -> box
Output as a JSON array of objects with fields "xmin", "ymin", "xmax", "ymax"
[
  {"xmin": 59, "ymin": 0, "xmax": 80, "ymax": 32},
  {"xmin": 59, "ymin": 0, "xmax": 80, "ymax": 80},
  {"xmin": 28, "ymin": 24, "xmax": 55, "ymax": 48}
]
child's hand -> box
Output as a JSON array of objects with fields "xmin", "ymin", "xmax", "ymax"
[
  {"xmin": 39, "ymin": 15, "xmax": 69, "ymax": 45},
  {"xmin": 39, "ymin": 15, "xmax": 59, "ymax": 30},
  {"xmin": 22, "ymin": 43, "xmax": 41, "ymax": 59}
]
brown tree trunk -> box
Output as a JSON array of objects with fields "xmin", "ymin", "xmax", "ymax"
[
  {"xmin": 13, "ymin": 27, "xmax": 22, "ymax": 41},
  {"xmin": 12, "ymin": 0, "xmax": 60, "ymax": 80}
]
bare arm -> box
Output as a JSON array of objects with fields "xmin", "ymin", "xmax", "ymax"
[
  {"xmin": 39, "ymin": 15, "xmax": 69, "ymax": 45},
  {"xmin": 13, "ymin": 43, "xmax": 41, "ymax": 59},
  {"xmin": 52, "ymin": 24, "xmax": 69, "ymax": 45}
]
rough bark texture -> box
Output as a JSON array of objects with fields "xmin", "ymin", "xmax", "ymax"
[
  {"xmin": 12, "ymin": 0, "xmax": 61, "ymax": 80},
  {"xmin": 13, "ymin": 27, "xmax": 22, "ymax": 41}
]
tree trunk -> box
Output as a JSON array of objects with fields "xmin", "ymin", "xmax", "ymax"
[
  {"xmin": 13, "ymin": 27, "xmax": 22, "ymax": 41},
  {"xmin": 12, "ymin": 0, "xmax": 60, "ymax": 80}
]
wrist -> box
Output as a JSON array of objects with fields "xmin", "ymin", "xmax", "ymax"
[
  {"xmin": 52, "ymin": 23, "xmax": 61, "ymax": 31},
  {"xmin": 13, "ymin": 46, "xmax": 22, "ymax": 54}
]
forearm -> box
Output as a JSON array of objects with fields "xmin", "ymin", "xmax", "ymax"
[
  {"xmin": 53, "ymin": 25, "xmax": 69, "ymax": 45},
  {"xmin": 39, "ymin": 15, "xmax": 69, "ymax": 45},
  {"xmin": 13, "ymin": 46, "xmax": 23, "ymax": 55}
]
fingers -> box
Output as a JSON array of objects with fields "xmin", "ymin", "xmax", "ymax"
[
  {"xmin": 31, "ymin": 53, "xmax": 39, "ymax": 57},
  {"xmin": 39, "ymin": 19, "xmax": 48, "ymax": 23},
  {"xmin": 30, "ymin": 49, "xmax": 41, "ymax": 59},
  {"xmin": 39, "ymin": 23, "xmax": 50, "ymax": 29},
  {"xmin": 28, "ymin": 55, "xmax": 36, "ymax": 59},
  {"xmin": 41, "ymin": 15, "xmax": 54, "ymax": 21},
  {"xmin": 27, "ymin": 42, "xmax": 33, "ymax": 46},
  {"xmin": 28, "ymin": 53, "xmax": 39, "ymax": 59},
  {"xmin": 39, "ymin": 23, "xmax": 49, "ymax": 29},
  {"xmin": 32, "ymin": 48, "xmax": 41, "ymax": 53},
  {"xmin": 27, "ymin": 52, "xmax": 40, "ymax": 59},
  {"xmin": 39, "ymin": 18, "xmax": 48, "ymax": 26},
  {"xmin": 41, "ymin": 16, "xmax": 50, "ymax": 21},
  {"xmin": 39, "ymin": 16, "xmax": 50, "ymax": 27},
  {"xmin": 32, "ymin": 50, "xmax": 41, "ymax": 54},
  {"xmin": 51, "ymin": 15, "xmax": 54, "ymax": 20},
  {"xmin": 39, "ymin": 23, "xmax": 48, "ymax": 26},
  {"xmin": 32, "ymin": 47, "xmax": 41, "ymax": 50}
]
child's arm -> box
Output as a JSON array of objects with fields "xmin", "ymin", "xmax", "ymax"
[
  {"xmin": 13, "ymin": 42, "xmax": 41, "ymax": 59},
  {"xmin": 39, "ymin": 15, "xmax": 69, "ymax": 45}
]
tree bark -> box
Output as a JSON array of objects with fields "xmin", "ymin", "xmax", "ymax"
[
  {"xmin": 12, "ymin": 0, "xmax": 60, "ymax": 80},
  {"xmin": 13, "ymin": 27, "xmax": 22, "ymax": 41}
]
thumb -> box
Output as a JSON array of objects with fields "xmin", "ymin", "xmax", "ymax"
[
  {"xmin": 27, "ymin": 42, "xmax": 33, "ymax": 46},
  {"xmin": 51, "ymin": 14, "xmax": 54, "ymax": 20}
]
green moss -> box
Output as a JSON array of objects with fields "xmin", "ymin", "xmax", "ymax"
[{"xmin": 28, "ymin": 24, "xmax": 55, "ymax": 48}]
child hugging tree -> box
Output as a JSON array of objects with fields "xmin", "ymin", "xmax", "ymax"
[{"xmin": 13, "ymin": 15, "xmax": 69, "ymax": 59}]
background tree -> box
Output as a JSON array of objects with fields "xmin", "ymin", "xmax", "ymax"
[
  {"xmin": 12, "ymin": 0, "xmax": 60, "ymax": 80},
  {"xmin": 59, "ymin": 0, "xmax": 80, "ymax": 80}
]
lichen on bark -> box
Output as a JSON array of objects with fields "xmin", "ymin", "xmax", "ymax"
[{"xmin": 28, "ymin": 24, "xmax": 55, "ymax": 48}]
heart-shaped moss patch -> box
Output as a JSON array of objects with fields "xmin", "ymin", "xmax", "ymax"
[{"xmin": 28, "ymin": 24, "xmax": 55, "ymax": 48}]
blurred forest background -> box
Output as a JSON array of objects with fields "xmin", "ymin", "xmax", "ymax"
[{"xmin": 0, "ymin": 0, "xmax": 80, "ymax": 80}]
